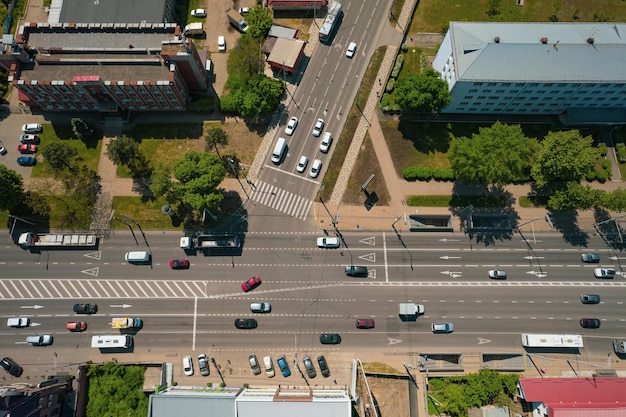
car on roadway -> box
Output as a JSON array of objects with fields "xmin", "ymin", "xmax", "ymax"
[
  {"xmin": 17, "ymin": 156, "xmax": 36, "ymax": 166},
  {"xmin": 0, "ymin": 141, "xmax": 6, "ymax": 155},
  {"xmin": 594, "ymin": 268, "xmax": 615, "ymax": 279},
  {"xmin": 580, "ymin": 318, "xmax": 601, "ymax": 329},
  {"xmin": 239, "ymin": 7, "xmax": 250, "ymax": 14},
  {"xmin": 234, "ymin": 318, "xmax": 258, "ymax": 329},
  {"xmin": 345, "ymin": 265, "xmax": 368, "ymax": 277},
  {"xmin": 19, "ymin": 134, "xmax": 40, "ymax": 144},
  {"xmin": 317, "ymin": 237, "xmax": 339, "ymax": 248},
  {"xmin": 309, "ymin": 158, "xmax": 322, "ymax": 178},
  {"xmin": 317, "ymin": 356, "xmax": 330, "ymax": 378},
  {"xmin": 431, "ymin": 323, "xmax": 454, "ymax": 334},
  {"xmin": 249, "ymin": 354, "xmax": 261, "ymax": 375},
  {"xmin": 263, "ymin": 356, "xmax": 275, "ymax": 378},
  {"xmin": 218, "ymin": 36, "xmax": 226, "ymax": 52},
  {"xmin": 581, "ymin": 253, "xmax": 601, "ymax": 263},
  {"xmin": 285, "ymin": 117, "xmax": 298, "ymax": 136},
  {"xmin": 182, "ymin": 356, "xmax": 194, "ymax": 376},
  {"xmin": 346, "ymin": 42, "xmax": 357, "ymax": 58},
  {"xmin": 488, "ymin": 270, "xmax": 507, "ymax": 279},
  {"xmin": 66, "ymin": 321, "xmax": 87, "ymax": 332},
  {"xmin": 276, "ymin": 355, "xmax": 291, "ymax": 377},
  {"xmin": 26, "ymin": 334, "xmax": 54, "ymax": 346},
  {"xmin": 22, "ymin": 123, "xmax": 42, "ymax": 134},
  {"xmin": 1, "ymin": 357, "xmax": 23, "ymax": 377},
  {"xmin": 190, "ymin": 8, "xmax": 206, "ymax": 17},
  {"xmin": 17, "ymin": 144, "xmax": 37, "ymax": 154},
  {"xmin": 170, "ymin": 258, "xmax": 190, "ymax": 269},
  {"xmin": 312, "ymin": 118, "xmax": 325, "ymax": 137},
  {"xmin": 241, "ymin": 275, "xmax": 262, "ymax": 292},
  {"xmin": 73, "ymin": 303, "xmax": 98, "ymax": 314},
  {"xmin": 580, "ymin": 294, "xmax": 601, "ymax": 304},
  {"xmin": 356, "ymin": 319, "xmax": 375, "ymax": 329},
  {"xmin": 198, "ymin": 354, "xmax": 210, "ymax": 376},
  {"xmin": 250, "ymin": 302, "xmax": 271, "ymax": 313},
  {"xmin": 303, "ymin": 356, "xmax": 316, "ymax": 378},
  {"xmin": 319, "ymin": 132, "xmax": 333, "ymax": 153},
  {"xmin": 296, "ymin": 155, "xmax": 308, "ymax": 173},
  {"xmin": 6, "ymin": 317, "xmax": 30, "ymax": 328},
  {"xmin": 319, "ymin": 333, "xmax": 342, "ymax": 344}
]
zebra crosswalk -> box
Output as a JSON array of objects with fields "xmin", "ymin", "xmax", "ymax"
[{"xmin": 249, "ymin": 181, "xmax": 312, "ymax": 221}]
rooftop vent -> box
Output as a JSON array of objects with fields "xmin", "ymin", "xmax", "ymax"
[
  {"xmin": 587, "ymin": 37, "xmax": 595, "ymax": 44},
  {"xmin": 494, "ymin": 36, "xmax": 500, "ymax": 43},
  {"xmin": 540, "ymin": 37, "xmax": 548, "ymax": 44}
]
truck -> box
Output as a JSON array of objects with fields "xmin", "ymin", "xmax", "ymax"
[
  {"xmin": 111, "ymin": 318, "xmax": 143, "ymax": 329},
  {"xmin": 319, "ymin": 1, "xmax": 342, "ymax": 43},
  {"xmin": 399, "ymin": 303, "xmax": 425, "ymax": 321},
  {"xmin": 614, "ymin": 339, "xmax": 626, "ymax": 354},
  {"xmin": 520, "ymin": 333, "xmax": 584, "ymax": 348},
  {"xmin": 227, "ymin": 9, "xmax": 248, "ymax": 32},
  {"xmin": 196, "ymin": 234, "xmax": 241, "ymax": 249},
  {"xmin": 183, "ymin": 22, "xmax": 204, "ymax": 36},
  {"xmin": 18, "ymin": 232, "xmax": 97, "ymax": 248},
  {"xmin": 180, "ymin": 236, "xmax": 193, "ymax": 250}
]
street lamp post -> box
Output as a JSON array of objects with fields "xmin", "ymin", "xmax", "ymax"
[{"xmin": 594, "ymin": 213, "xmax": 626, "ymax": 271}]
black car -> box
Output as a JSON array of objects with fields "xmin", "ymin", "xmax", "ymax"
[
  {"xmin": 581, "ymin": 253, "xmax": 601, "ymax": 263},
  {"xmin": 580, "ymin": 294, "xmax": 601, "ymax": 304},
  {"xmin": 317, "ymin": 355, "xmax": 330, "ymax": 378},
  {"xmin": 1, "ymin": 357, "xmax": 23, "ymax": 377},
  {"xmin": 234, "ymin": 318, "xmax": 258, "ymax": 329},
  {"xmin": 580, "ymin": 318, "xmax": 601, "ymax": 329},
  {"xmin": 73, "ymin": 303, "xmax": 98, "ymax": 314},
  {"xmin": 303, "ymin": 356, "xmax": 316, "ymax": 378},
  {"xmin": 345, "ymin": 265, "xmax": 368, "ymax": 277},
  {"xmin": 319, "ymin": 333, "xmax": 342, "ymax": 345}
]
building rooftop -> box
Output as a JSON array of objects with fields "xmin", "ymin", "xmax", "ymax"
[{"xmin": 52, "ymin": 0, "xmax": 170, "ymax": 24}]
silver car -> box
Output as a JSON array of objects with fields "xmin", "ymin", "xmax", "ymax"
[
  {"xmin": 488, "ymin": 270, "xmax": 507, "ymax": 279},
  {"xmin": 594, "ymin": 268, "xmax": 615, "ymax": 279},
  {"xmin": 26, "ymin": 334, "xmax": 53, "ymax": 346},
  {"xmin": 248, "ymin": 354, "xmax": 261, "ymax": 375},
  {"xmin": 581, "ymin": 253, "xmax": 601, "ymax": 263},
  {"xmin": 303, "ymin": 356, "xmax": 316, "ymax": 378},
  {"xmin": 431, "ymin": 323, "xmax": 454, "ymax": 334},
  {"xmin": 198, "ymin": 354, "xmax": 210, "ymax": 376},
  {"xmin": 250, "ymin": 302, "xmax": 271, "ymax": 313}
]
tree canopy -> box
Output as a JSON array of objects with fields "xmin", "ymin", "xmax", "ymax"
[
  {"xmin": 548, "ymin": 181, "xmax": 602, "ymax": 211},
  {"xmin": 205, "ymin": 127, "xmax": 229, "ymax": 155},
  {"xmin": 531, "ymin": 130, "xmax": 600, "ymax": 187},
  {"xmin": 449, "ymin": 122, "xmax": 540, "ymax": 185},
  {"xmin": 394, "ymin": 69, "xmax": 451, "ymax": 113},
  {"xmin": 41, "ymin": 142, "xmax": 79, "ymax": 173},
  {"xmin": 105, "ymin": 135, "xmax": 152, "ymax": 177},
  {"xmin": 220, "ymin": 73, "xmax": 285, "ymax": 119},
  {"xmin": 0, "ymin": 165, "xmax": 24, "ymax": 212},
  {"xmin": 86, "ymin": 362, "xmax": 148, "ymax": 417},
  {"xmin": 245, "ymin": 6, "xmax": 273, "ymax": 39}
]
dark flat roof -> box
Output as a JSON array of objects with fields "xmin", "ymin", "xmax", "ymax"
[{"xmin": 58, "ymin": 0, "xmax": 169, "ymax": 23}]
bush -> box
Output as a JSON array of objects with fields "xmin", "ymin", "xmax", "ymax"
[
  {"xmin": 602, "ymin": 158, "xmax": 612, "ymax": 171},
  {"xmin": 385, "ymin": 78, "xmax": 395, "ymax": 93},
  {"xmin": 401, "ymin": 43, "xmax": 408, "ymax": 53},
  {"xmin": 618, "ymin": 146, "xmax": 626, "ymax": 163},
  {"xmin": 403, "ymin": 166, "xmax": 419, "ymax": 181},
  {"xmin": 598, "ymin": 143, "xmax": 608, "ymax": 156},
  {"xmin": 380, "ymin": 93, "xmax": 390, "ymax": 107},
  {"xmin": 432, "ymin": 168, "xmax": 455, "ymax": 181},
  {"xmin": 404, "ymin": 166, "xmax": 434, "ymax": 181},
  {"xmin": 596, "ymin": 169, "xmax": 609, "ymax": 182},
  {"xmin": 585, "ymin": 171, "xmax": 596, "ymax": 182}
]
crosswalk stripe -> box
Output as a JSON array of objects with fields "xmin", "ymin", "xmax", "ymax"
[{"xmin": 249, "ymin": 180, "xmax": 313, "ymax": 221}]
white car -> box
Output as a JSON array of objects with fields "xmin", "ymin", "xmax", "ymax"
[
  {"xmin": 182, "ymin": 356, "xmax": 194, "ymax": 376},
  {"xmin": 296, "ymin": 155, "xmax": 308, "ymax": 173},
  {"xmin": 319, "ymin": 132, "xmax": 333, "ymax": 153},
  {"xmin": 309, "ymin": 158, "xmax": 322, "ymax": 178},
  {"xmin": 488, "ymin": 270, "xmax": 507, "ymax": 279},
  {"xmin": 218, "ymin": 36, "xmax": 226, "ymax": 52},
  {"xmin": 22, "ymin": 123, "xmax": 42, "ymax": 134},
  {"xmin": 594, "ymin": 268, "xmax": 615, "ymax": 279},
  {"xmin": 317, "ymin": 236, "xmax": 339, "ymax": 248},
  {"xmin": 250, "ymin": 302, "xmax": 271, "ymax": 313},
  {"xmin": 239, "ymin": 7, "xmax": 250, "ymax": 14},
  {"xmin": 346, "ymin": 42, "xmax": 357, "ymax": 58},
  {"xmin": 190, "ymin": 8, "xmax": 206, "ymax": 17},
  {"xmin": 0, "ymin": 140, "xmax": 6, "ymax": 155},
  {"xmin": 285, "ymin": 117, "xmax": 298, "ymax": 136},
  {"xmin": 312, "ymin": 118, "xmax": 325, "ymax": 137}
]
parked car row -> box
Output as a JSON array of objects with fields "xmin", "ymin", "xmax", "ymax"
[
  {"xmin": 14, "ymin": 124, "xmax": 42, "ymax": 165},
  {"xmin": 182, "ymin": 354, "xmax": 211, "ymax": 377},
  {"xmin": 247, "ymin": 354, "xmax": 330, "ymax": 379}
]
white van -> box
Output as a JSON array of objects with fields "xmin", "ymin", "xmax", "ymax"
[
  {"xmin": 7, "ymin": 317, "xmax": 30, "ymax": 328},
  {"xmin": 205, "ymin": 59, "xmax": 212, "ymax": 74},
  {"xmin": 125, "ymin": 251, "xmax": 151, "ymax": 264},
  {"xmin": 91, "ymin": 335, "xmax": 133, "ymax": 349},
  {"xmin": 271, "ymin": 137, "xmax": 287, "ymax": 164}
]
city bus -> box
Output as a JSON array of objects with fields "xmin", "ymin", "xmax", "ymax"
[
  {"xmin": 91, "ymin": 335, "xmax": 133, "ymax": 349},
  {"xmin": 520, "ymin": 333, "xmax": 583, "ymax": 348},
  {"xmin": 319, "ymin": 1, "xmax": 342, "ymax": 44}
]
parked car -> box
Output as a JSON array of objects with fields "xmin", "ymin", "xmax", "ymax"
[
  {"xmin": 319, "ymin": 333, "xmax": 342, "ymax": 344},
  {"xmin": 198, "ymin": 354, "xmax": 210, "ymax": 376},
  {"xmin": 296, "ymin": 155, "xmax": 308, "ymax": 173},
  {"xmin": 241, "ymin": 275, "xmax": 262, "ymax": 292},
  {"xmin": 26, "ymin": 334, "xmax": 54, "ymax": 346},
  {"xmin": 319, "ymin": 132, "xmax": 333, "ymax": 153},
  {"xmin": 66, "ymin": 321, "xmax": 87, "ymax": 332},
  {"xmin": 356, "ymin": 319, "xmax": 375, "ymax": 329},
  {"xmin": 581, "ymin": 253, "xmax": 601, "ymax": 263},
  {"xmin": 580, "ymin": 318, "xmax": 601, "ymax": 329},
  {"xmin": 218, "ymin": 36, "xmax": 226, "ymax": 52},
  {"xmin": 317, "ymin": 237, "xmax": 339, "ymax": 248},
  {"xmin": 317, "ymin": 355, "xmax": 330, "ymax": 378},
  {"xmin": 488, "ymin": 270, "xmax": 507, "ymax": 279},
  {"xmin": 239, "ymin": 7, "xmax": 250, "ymax": 14},
  {"xmin": 234, "ymin": 318, "xmax": 258, "ymax": 329},
  {"xmin": 17, "ymin": 156, "xmax": 36, "ymax": 166},
  {"xmin": 249, "ymin": 354, "xmax": 261, "ymax": 375},
  {"xmin": 263, "ymin": 356, "xmax": 275, "ymax": 378},
  {"xmin": 250, "ymin": 302, "xmax": 271, "ymax": 313},
  {"xmin": 0, "ymin": 141, "xmax": 6, "ymax": 155},
  {"xmin": 285, "ymin": 117, "xmax": 298, "ymax": 136},
  {"xmin": 276, "ymin": 355, "xmax": 291, "ymax": 377},
  {"xmin": 345, "ymin": 265, "xmax": 368, "ymax": 277},
  {"xmin": 303, "ymin": 356, "xmax": 316, "ymax": 378},
  {"xmin": 22, "ymin": 123, "xmax": 42, "ymax": 134},
  {"xmin": 17, "ymin": 144, "xmax": 37, "ymax": 154},
  {"xmin": 6, "ymin": 317, "xmax": 30, "ymax": 328},
  {"xmin": 73, "ymin": 303, "xmax": 98, "ymax": 314},
  {"xmin": 312, "ymin": 118, "xmax": 325, "ymax": 137},
  {"xmin": 19, "ymin": 134, "xmax": 39, "ymax": 144},
  {"xmin": 309, "ymin": 159, "xmax": 322, "ymax": 178},
  {"xmin": 346, "ymin": 41, "xmax": 357, "ymax": 58},
  {"xmin": 431, "ymin": 323, "xmax": 454, "ymax": 334},
  {"xmin": 1, "ymin": 357, "xmax": 23, "ymax": 377},
  {"xmin": 580, "ymin": 294, "xmax": 601, "ymax": 304},
  {"xmin": 170, "ymin": 258, "xmax": 190, "ymax": 269},
  {"xmin": 594, "ymin": 268, "xmax": 615, "ymax": 279},
  {"xmin": 190, "ymin": 8, "xmax": 206, "ymax": 17},
  {"xmin": 182, "ymin": 356, "xmax": 194, "ymax": 376}
]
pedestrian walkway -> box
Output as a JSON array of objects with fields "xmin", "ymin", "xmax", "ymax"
[{"xmin": 249, "ymin": 180, "xmax": 313, "ymax": 221}]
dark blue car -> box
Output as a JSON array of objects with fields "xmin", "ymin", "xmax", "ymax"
[{"xmin": 17, "ymin": 156, "xmax": 36, "ymax": 166}]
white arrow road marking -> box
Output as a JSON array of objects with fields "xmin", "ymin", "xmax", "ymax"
[
  {"xmin": 359, "ymin": 253, "xmax": 376, "ymax": 263},
  {"xmin": 526, "ymin": 270, "xmax": 548, "ymax": 278},
  {"xmin": 359, "ymin": 237, "xmax": 375, "ymax": 246},
  {"xmin": 523, "ymin": 256, "xmax": 545, "ymax": 260},
  {"xmin": 477, "ymin": 338, "xmax": 492, "ymax": 345},
  {"xmin": 367, "ymin": 269, "xmax": 376, "ymax": 279},
  {"xmin": 81, "ymin": 267, "xmax": 99, "ymax": 277},
  {"xmin": 440, "ymin": 256, "xmax": 461, "ymax": 260},
  {"xmin": 441, "ymin": 271, "xmax": 462, "ymax": 276},
  {"xmin": 30, "ymin": 323, "xmax": 41, "ymax": 327},
  {"xmin": 84, "ymin": 251, "xmax": 102, "ymax": 261},
  {"xmin": 609, "ymin": 256, "xmax": 626, "ymax": 260},
  {"xmin": 438, "ymin": 239, "xmax": 460, "ymax": 242},
  {"xmin": 388, "ymin": 338, "xmax": 402, "ymax": 345},
  {"xmin": 21, "ymin": 305, "xmax": 43, "ymax": 309},
  {"xmin": 110, "ymin": 304, "xmax": 133, "ymax": 308}
]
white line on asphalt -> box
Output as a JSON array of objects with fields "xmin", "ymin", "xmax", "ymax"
[
  {"xmin": 383, "ymin": 232, "xmax": 388, "ymax": 283},
  {"xmin": 192, "ymin": 297, "xmax": 198, "ymax": 352}
]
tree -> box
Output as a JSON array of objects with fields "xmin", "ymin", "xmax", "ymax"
[
  {"xmin": 547, "ymin": 181, "xmax": 601, "ymax": 211},
  {"xmin": 245, "ymin": 6, "xmax": 273, "ymax": 39},
  {"xmin": 220, "ymin": 74, "xmax": 285, "ymax": 118},
  {"xmin": 602, "ymin": 188, "xmax": 626, "ymax": 211},
  {"xmin": 105, "ymin": 135, "xmax": 152, "ymax": 177},
  {"xmin": 41, "ymin": 142, "xmax": 79, "ymax": 173},
  {"xmin": 449, "ymin": 122, "xmax": 540, "ymax": 185},
  {"xmin": 531, "ymin": 130, "xmax": 600, "ymax": 187},
  {"xmin": 71, "ymin": 118, "xmax": 95, "ymax": 140},
  {"xmin": 205, "ymin": 127, "xmax": 229, "ymax": 155},
  {"xmin": 394, "ymin": 69, "xmax": 451, "ymax": 113},
  {"xmin": 0, "ymin": 165, "xmax": 24, "ymax": 212}
]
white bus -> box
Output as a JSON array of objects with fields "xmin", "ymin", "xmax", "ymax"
[
  {"xmin": 91, "ymin": 335, "xmax": 133, "ymax": 349},
  {"xmin": 520, "ymin": 333, "xmax": 583, "ymax": 348}
]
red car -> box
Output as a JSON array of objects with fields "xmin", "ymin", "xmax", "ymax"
[
  {"xmin": 170, "ymin": 259, "xmax": 190, "ymax": 269},
  {"xmin": 17, "ymin": 144, "xmax": 37, "ymax": 154},
  {"xmin": 356, "ymin": 319, "xmax": 375, "ymax": 329},
  {"xmin": 241, "ymin": 275, "xmax": 262, "ymax": 292}
]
